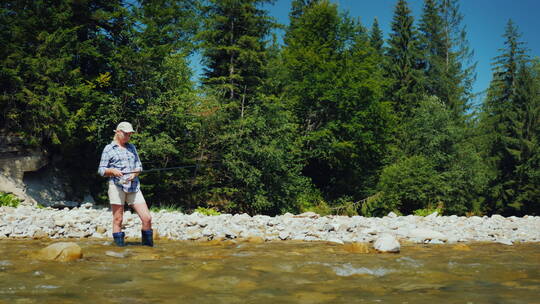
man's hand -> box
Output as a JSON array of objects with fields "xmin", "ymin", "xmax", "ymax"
[{"xmin": 129, "ymin": 169, "xmax": 141, "ymax": 180}]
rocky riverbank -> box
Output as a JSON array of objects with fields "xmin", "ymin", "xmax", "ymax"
[{"xmin": 1, "ymin": 204, "xmax": 539, "ymax": 246}]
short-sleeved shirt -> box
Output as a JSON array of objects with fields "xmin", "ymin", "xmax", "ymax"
[{"xmin": 98, "ymin": 142, "xmax": 143, "ymax": 193}]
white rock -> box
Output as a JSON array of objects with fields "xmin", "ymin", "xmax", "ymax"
[
  {"xmin": 496, "ymin": 238, "xmax": 513, "ymax": 245},
  {"xmin": 428, "ymin": 239, "xmax": 445, "ymax": 244},
  {"xmin": 80, "ymin": 203, "xmax": 93, "ymax": 209},
  {"xmin": 373, "ymin": 234, "xmax": 400, "ymax": 253},
  {"xmin": 327, "ymin": 238, "xmax": 344, "ymax": 244},
  {"xmin": 425, "ymin": 211, "xmax": 439, "ymax": 220},
  {"xmin": 295, "ymin": 212, "xmax": 319, "ymax": 219},
  {"xmin": 387, "ymin": 212, "xmax": 398, "ymax": 218},
  {"xmin": 91, "ymin": 232, "xmax": 104, "ymax": 238},
  {"xmin": 278, "ymin": 231, "xmax": 289, "ymax": 240},
  {"xmin": 362, "ymin": 228, "xmax": 378, "ymax": 235},
  {"xmin": 407, "ymin": 228, "xmax": 447, "ymax": 241}
]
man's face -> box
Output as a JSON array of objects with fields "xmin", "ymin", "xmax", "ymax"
[{"xmin": 118, "ymin": 130, "xmax": 132, "ymax": 144}]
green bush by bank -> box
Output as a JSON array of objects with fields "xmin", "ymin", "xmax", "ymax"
[{"xmin": 0, "ymin": 192, "xmax": 20, "ymax": 208}]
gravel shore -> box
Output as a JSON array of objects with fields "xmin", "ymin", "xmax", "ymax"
[{"xmin": 1, "ymin": 204, "xmax": 539, "ymax": 245}]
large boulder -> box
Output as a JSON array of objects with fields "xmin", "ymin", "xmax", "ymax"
[
  {"xmin": 35, "ymin": 242, "xmax": 83, "ymax": 262},
  {"xmin": 373, "ymin": 234, "xmax": 400, "ymax": 253},
  {"xmin": 407, "ymin": 228, "xmax": 447, "ymax": 242}
]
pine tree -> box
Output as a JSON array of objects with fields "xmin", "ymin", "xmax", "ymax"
[
  {"xmin": 438, "ymin": 0, "xmax": 476, "ymax": 117},
  {"xmin": 199, "ymin": 0, "xmax": 275, "ymax": 113},
  {"xmin": 482, "ymin": 20, "xmax": 530, "ymax": 215},
  {"xmin": 418, "ymin": 0, "xmax": 446, "ymax": 100},
  {"xmin": 108, "ymin": 0, "xmax": 200, "ymax": 208},
  {"xmin": 376, "ymin": 96, "xmax": 490, "ymax": 215},
  {"xmin": 196, "ymin": 0, "xmax": 313, "ymax": 214},
  {"xmin": 512, "ymin": 60, "xmax": 540, "ymax": 214},
  {"xmin": 289, "ymin": 0, "xmax": 318, "ymax": 24},
  {"xmin": 0, "ymin": 0, "xmax": 125, "ymax": 147},
  {"xmin": 0, "ymin": 0, "xmax": 202, "ymax": 205},
  {"xmin": 283, "ymin": 0, "xmax": 393, "ymax": 204},
  {"xmin": 375, "ymin": 0, "xmax": 487, "ymax": 216},
  {"xmin": 385, "ymin": 0, "xmax": 425, "ymax": 117},
  {"xmin": 369, "ymin": 17, "xmax": 384, "ymax": 54}
]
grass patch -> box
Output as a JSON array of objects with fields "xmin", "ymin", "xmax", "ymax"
[
  {"xmin": 194, "ymin": 207, "xmax": 221, "ymax": 216},
  {"xmin": 413, "ymin": 207, "xmax": 443, "ymax": 216},
  {"xmin": 149, "ymin": 204, "xmax": 183, "ymax": 213},
  {"xmin": 0, "ymin": 192, "xmax": 20, "ymax": 208}
]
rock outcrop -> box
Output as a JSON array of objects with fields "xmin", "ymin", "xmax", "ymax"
[
  {"xmin": 0, "ymin": 134, "xmax": 47, "ymax": 205},
  {"xmin": 0, "ymin": 134, "xmax": 92, "ymax": 208}
]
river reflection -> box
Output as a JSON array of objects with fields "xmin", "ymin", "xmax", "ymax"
[{"xmin": 0, "ymin": 240, "xmax": 539, "ymax": 303}]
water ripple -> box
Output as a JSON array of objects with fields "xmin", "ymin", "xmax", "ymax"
[{"xmin": 332, "ymin": 263, "xmax": 393, "ymax": 277}]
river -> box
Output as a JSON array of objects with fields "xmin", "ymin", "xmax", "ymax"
[{"xmin": 0, "ymin": 240, "xmax": 539, "ymax": 303}]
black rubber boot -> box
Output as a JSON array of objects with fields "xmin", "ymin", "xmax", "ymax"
[
  {"xmin": 112, "ymin": 232, "xmax": 126, "ymax": 247},
  {"xmin": 141, "ymin": 229, "xmax": 153, "ymax": 247}
]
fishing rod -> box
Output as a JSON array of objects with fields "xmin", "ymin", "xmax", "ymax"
[{"xmin": 123, "ymin": 162, "xmax": 220, "ymax": 174}]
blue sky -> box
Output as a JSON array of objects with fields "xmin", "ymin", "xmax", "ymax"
[
  {"xmin": 192, "ymin": 0, "xmax": 540, "ymax": 104},
  {"xmin": 267, "ymin": 0, "xmax": 540, "ymax": 102}
]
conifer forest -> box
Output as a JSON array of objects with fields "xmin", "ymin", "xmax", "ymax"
[{"xmin": 1, "ymin": 0, "xmax": 539, "ymax": 216}]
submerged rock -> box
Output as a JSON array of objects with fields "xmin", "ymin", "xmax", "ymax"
[
  {"xmin": 452, "ymin": 243, "xmax": 472, "ymax": 251},
  {"xmin": 32, "ymin": 229, "xmax": 49, "ymax": 239},
  {"xmin": 36, "ymin": 242, "xmax": 83, "ymax": 262},
  {"xmin": 131, "ymin": 253, "xmax": 160, "ymax": 261},
  {"xmin": 246, "ymin": 236, "xmax": 265, "ymax": 244},
  {"xmin": 105, "ymin": 250, "xmax": 129, "ymax": 258},
  {"xmin": 343, "ymin": 242, "xmax": 370, "ymax": 254}
]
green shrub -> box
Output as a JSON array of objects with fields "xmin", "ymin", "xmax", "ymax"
[
  {"xmin": 297, "ymin": 191, "xmax": 332, "ymax": 216},
  {"xmin": 305, "ymin": 201, "xmax": 332, "ymax": 216},
  {"xmin": 413, "ymin": 207, "xmax": 443, "ymax": 216},
  {"xmin": 195, "ymin": 207, "xmax": 221, "ymax": 216},
  {"xmin": 332, "ymin": 196, "xmax": 359, "ymax": 216},
  {"xmin": 149, "ymin": 204, "xmax": 183, "ymax": 213},
  {"xmin": 359, "ymin": 192, "xmax": 398, "ymax": 217},
  {"xmin": 297, "ymin": 190, "xmax": 329, "ymax": 215},
  {"xmin": 377, "ymin": 156, "xmax": 445, "ymax": 215},
  {"xmin": 0, "ymin": 192, "xmax": 20, "ymax": 208}
]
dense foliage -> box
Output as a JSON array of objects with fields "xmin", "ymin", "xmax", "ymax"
[{"xmin": 1, "ymin": 0, "xmax": 538, "ymax": 216}]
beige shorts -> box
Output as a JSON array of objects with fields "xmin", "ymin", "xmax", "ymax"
[{"xmin": 108, "ymin": 181, "xmax": 146, "ymax": 205}]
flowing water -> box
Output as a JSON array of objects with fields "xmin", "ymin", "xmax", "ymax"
[{"xmin": 0, "ymin": 239, "xmax": 539, "ymax": 303}]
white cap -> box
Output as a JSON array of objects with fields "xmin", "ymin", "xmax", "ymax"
[{"xmin": 115, "ymin": 121, "xmax": 135, "ymax": 133}]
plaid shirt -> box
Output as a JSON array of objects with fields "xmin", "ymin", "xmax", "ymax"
[{"xmin": 98, "ymin": 142, "xmax": 143, "ymax": 193}]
